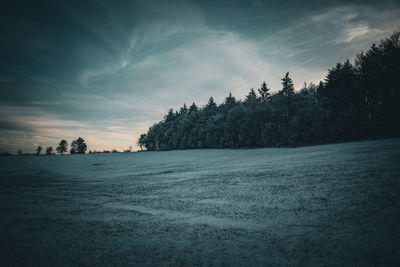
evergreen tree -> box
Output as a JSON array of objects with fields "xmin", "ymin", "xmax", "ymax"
[
  {"xmin": 189, "ymin": 102, "xmax": 198, "ymax": 113},
  {"xmin": 224, "ymin": 92, "xmax": 236, "ymax": 105},
  {"xmin": 205, "ymin": 96, "xmax": 217, "ymax": 111},
  {"xmin": 258, "ymin": 82, "xmax": 271, "ymax": 101},
  {"xmin": 164, "ymin": 109, "xmax": 176, "ymax": 122},
  {"xmin": 138, "ymin": 32, "xmax": 400, "ymax": 151},
  {"xmin": 179, "ymin": 103, "xmax": 188, "ymax": 115},
  {"xmin": 281, "ymin": 72, "xmax": 295, "ymax": 98},
  {"xmin": 244, "ymin": 88, "xmax": 258, "ymax": 106}
]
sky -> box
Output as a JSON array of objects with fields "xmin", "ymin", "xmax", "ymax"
[{"xmin": 1, "ymin": 0, "xmax": 399, "ymax": 153}]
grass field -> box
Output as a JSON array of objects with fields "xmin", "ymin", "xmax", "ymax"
[{"xmin": 1, "ymin": 138, "xmax": 400, "ymax": 266}]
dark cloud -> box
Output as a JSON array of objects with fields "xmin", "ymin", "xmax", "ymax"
[{"xmin": 0, "ymin": 120, "xmax": 32, "ymax": 132}]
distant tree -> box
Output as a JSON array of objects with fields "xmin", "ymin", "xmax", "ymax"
[
  {"xmin": 205, "ymin": 96, "xmax": 217, "ymax": 110},
  {"xmin": 137, "ymin": 32, "xmax": 400, "ymax": 150},
  {"xmin": 164, "ymin": 109, "xmax": 176, "ymax": 123},
  {"xmin": 258, "ymin": 82, "xmax": 271, "ymax": 101},
  {"xmin": 56, "ymin": 140, "xmax": 68, "ymax": 155},
  {"xmin": 244, "ymin": 88, "xmax": 258, "ymax": 106},
  {"xmin": 189, "ymin": 102, "xmax": 198, "ymax": 113},
  {"xmin": 70, "ymin": 137, "xmax": 87, "ymax": 154},
  {"xmin": 46, "ymin": 146, "xmax": 54, "ymax": 155},
  {"xmin": 224, "ymin": 92, "xmax": 236, "ymax": 106},
  {"xmin": 138, "ymin": 134, "xmax": 147, "ymax": 151},
  {"xmin": 281, "ymin": 72, "xmax": 295, "ymax": 98},
  {"xmin": 179, "ymin": 103, "xmax": 188, "ymax": 115},
  {"xmin": 279, "ymin": 72, "xmax": 296, "ymax": 125},
  {"xmin": 17, "ymin": 149, "xmax": 23, "ymax": 156},
  {"xmin": 36, "ymin": 146, "xmax": 42, "ymax": 155},
  {"xmin": 69, "ymin": 144, "xmax": 75, "ymax": 154},
  {"xmin": 112, "ymin": 149, "xmax": 118, "ymax": 153}
]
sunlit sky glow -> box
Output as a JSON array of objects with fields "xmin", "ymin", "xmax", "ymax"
[{"xmin": 1, "ymin": 0, "xmax": 399, "ymax": 152}]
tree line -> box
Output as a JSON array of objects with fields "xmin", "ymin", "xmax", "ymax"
[
  {"xmin": 2, "ymin": 138, "xmax": 134, "ymax": 156},
  {"xmin": 138, "ymin": 32, "xmax": 400, "ymax": 150},
  {"xmin": 12, "ymin": 137, "xmax": 88, "ymax": 156}
]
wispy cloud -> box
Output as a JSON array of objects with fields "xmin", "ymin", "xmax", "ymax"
[
  {"xmin": 0, "ymin": 104, "xmax": 153, "ymax": 153},
  {"xmin": 79, "ymin": 57, "xmax": 129, "ymax": 83},
  {"xmin": 310, "ymin": 5, "xmax": 399, "ymax": 45},
  {"xmin": 294, "ymin": 57, "xmax": 315, "ymax": 68},
  {"xmin": 337, "ymin": 25, "xmax": 376, "ymax": 43}
]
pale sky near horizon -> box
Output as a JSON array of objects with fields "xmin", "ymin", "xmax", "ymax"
[{"xmin": 1, "ymin": 0, "xmax": 400, "ymax": 153}]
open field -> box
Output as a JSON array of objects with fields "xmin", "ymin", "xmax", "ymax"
[{"xmin": 1, "ymin": 138, "xmax": 400, "ymax": 266}]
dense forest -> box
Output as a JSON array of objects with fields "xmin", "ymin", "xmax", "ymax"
[{"xmin": 138, "ymin": 33, "xmax": 400, "ymax": 150}]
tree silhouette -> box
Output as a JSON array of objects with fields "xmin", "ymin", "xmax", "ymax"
[
  {"xmin": 36, "ymin": 146, "xmax": 42, "ymax": 155},
  {"xmin": 70, "ymin": 137, "xmax": 87, "ymax": 154},
  {"xmin": 46, "ymin": 146, "xmax": 54, "ymax": 155},
  {"xmin": 224, "ymin": 92, "xmax": 236, "ymax": 106},
  {"xmin": 279, "ymin": 72, "xmax": 296, "ymax": 125},
  {"xmin": 244, "ymin": 88, "xmax": 258, "ymax": 106},
  {"xmin": 189, "ymin": 102, "xmax": 198, "ymax": 113},
  {"xmin": 164, "ymin": 108, "xmax": 176, "ymax": 123},
  {"xmin": 138, "ymin": 134, "xmax": 147, "ymax": 151},
  {"xmin": 179, "ymin": 103, "xmax": 188, "ymax": 115},
  {"xmin": 138, "ymin": 32, "xmax": 400, "ymax": 151},
  {"xmin": 281, "ymin": 72, "xmax": 295, "ymax": 98},
  {"xmin": 205, "ymin": 96, "xmax": 217, "ymax": 110},
  {"xmin": 56, "ymin": 140, "xmax": 68, "ymax": 154},
  {"xmin": 258, "ymin": 82, "xmax": 271, "ymax": 101}
]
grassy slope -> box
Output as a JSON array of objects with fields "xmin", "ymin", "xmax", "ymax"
[{"xmin": 0, "ymin": 138, "xmax": 399, "ymax": 266}]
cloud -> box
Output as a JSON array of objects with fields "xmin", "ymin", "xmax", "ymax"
[
  {"xmin": 310, "ymin": 5, "xmax": 400, "ymax": 45},
  {"xmin": 78, "ymin": 0, "xmax": 207, "ymax": 83},
  {"xmin": 132, "ymin": 29, "xmax": 273, "ymax": 102},
  {"xmin": 338, "ymin": 25, "xmax": 376, "ymax": 43},
  {"xmin": 79, "ymin": 57, "xmax": 129, "ymax": 83},
  {"xmin": 0, "ymin": 104, "xmax": 151, "ymax": 153}
]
